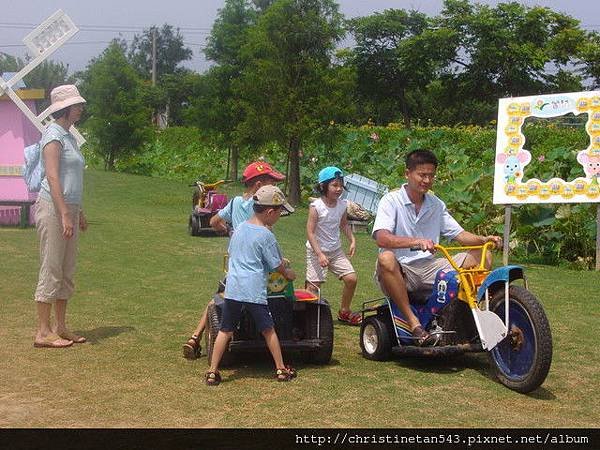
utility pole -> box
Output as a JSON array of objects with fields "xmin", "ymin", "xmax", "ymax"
[{"xmin": 151, "ymin": 28, "xmax": 157, "ymax": 86}]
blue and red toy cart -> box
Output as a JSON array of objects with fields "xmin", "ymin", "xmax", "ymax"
[{"xmin": 360, "ymin": 243, "xmax": 553, "ymax": 393}]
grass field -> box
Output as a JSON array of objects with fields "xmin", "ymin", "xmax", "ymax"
[{"xmin": 1, "ymin": 169, "xmax": 599, "ymax": 428}]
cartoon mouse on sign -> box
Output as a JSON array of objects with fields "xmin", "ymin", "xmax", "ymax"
[
  {"xmin": 496, "ymin": 150, "xmax": 531, "ymax": 184},
  {"xmin": 577, "ymin": 151, "xmax": 600, "ymax": 184}
]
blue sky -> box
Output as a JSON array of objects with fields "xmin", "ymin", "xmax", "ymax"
[{"xmin": 1, "ymin": 0, "xmax": 599, "ymax": 74}]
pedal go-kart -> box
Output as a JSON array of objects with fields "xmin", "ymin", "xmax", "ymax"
[
  {"xmin": 360, "ymin": 243, "xmax": 552, "ymax": 393},
  {"xmin": 188, "ymin": 179, "xmax": 229, "ymax": 236},
  {"xmin": 205, "ymin": 269, "xmax": 334, "ymax": 366}
]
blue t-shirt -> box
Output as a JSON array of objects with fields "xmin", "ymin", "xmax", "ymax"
[
  {"xmin": 217, "ymin": 196, "xmax": 254, "ymax": 229},
  {"xmin": 224, "ymin": 221, "xmax": 282, "ymax": 305},
  {"xmin": 39, "ymin": 122, "xmax": 85, "ymax": 205}
]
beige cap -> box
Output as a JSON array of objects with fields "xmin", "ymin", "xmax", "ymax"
[
  {"xmin": 253, "ymin": 185, "xmax": 294, "ymax": 213},
  {"xmin": 40, "ymin": 84, "xmax": 86, "ymax": 119}
]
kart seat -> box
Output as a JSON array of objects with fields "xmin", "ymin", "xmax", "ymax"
[
  {"xmin": 208, "ymin": 193, "xmax": 228, "ymax": 211},
  {"xmin": 294, "ymin": 289, "xmax": 318, "ymax": 302}
]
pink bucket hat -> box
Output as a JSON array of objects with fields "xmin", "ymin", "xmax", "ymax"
[{"xmin": 40, "ymin": 84, "xmax": 86, "ymax": 118}]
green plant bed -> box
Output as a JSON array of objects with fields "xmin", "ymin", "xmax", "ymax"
[
  {"xmin": 1, "ymin": 169, "xmax": 599, "ymax": 427},
  {"xmin": 99, "ymin": 124, "xmax": 596, "ymax": 266}
]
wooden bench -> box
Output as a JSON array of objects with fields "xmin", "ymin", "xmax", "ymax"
[{"xmin": 0, "ymin": 200, "xmax": 35, "ymax": 228}]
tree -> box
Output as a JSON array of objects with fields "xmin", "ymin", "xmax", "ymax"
[
  {"xmin": 433, "ymin": 0, "xmax": 586, "ymax": 124},
  {"xmin": 0, "ymin": 52, "xmax": 74, "ymax": 111},
  {"xmin": 234, "ymin": 0, "xmax": 346, "ymax": 205},
  {"xmin": 0, "ymin": 52, "xmax": 21, "ymax": 72},
  {"xmin": 349, "ymin": 9, "xmax": 457, "ymax": 127},
  {"xmin": 192, "ymin": 0, "xmax": 258, "ymax": 180},
  {"xmin": 579, "ymin": 31, "xmax": 600, "ymax": 88},
  {"xmin": 79, "ymin": 42, "xmax": 152, "ymax": 170},
  {"xmin": 128, "ymin": 24, "xmax": 192, "ymax": 81}
]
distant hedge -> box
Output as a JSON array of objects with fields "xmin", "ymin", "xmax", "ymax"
[{"xmin": 107, "ymin": 124, "xmax": 597, "ymax": 268}]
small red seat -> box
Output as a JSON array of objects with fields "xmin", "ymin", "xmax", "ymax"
[{"xmin": 294, "ymin": 289, "xmax": 318, "ymax": 302}]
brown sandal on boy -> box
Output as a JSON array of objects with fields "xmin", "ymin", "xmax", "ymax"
[
  {"xmin": 275, "ymin": 366, "xmax": 297, "ymax": 382},
  {"xmin": 183, "ymin": 335, "xmax": 201, "ymax": 359},
  {"xmin": 205, "ymin": 370, "xmax": 222, "ymax": 386}
]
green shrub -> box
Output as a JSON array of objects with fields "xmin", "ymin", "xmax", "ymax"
[
  {"xmin": 100, "ymin": 124, "xmax": 596, "ymax": 268},
  {"xmin": 115, "ymin": 127, "xmax": 229, "ymax": 183}
]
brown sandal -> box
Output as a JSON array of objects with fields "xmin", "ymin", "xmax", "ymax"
[
  {"xmin": 275, "ymin": 366, "xmax": 297, "ymax": 382},
  {"xmin": 183, "ymin": 335, "xmax": 201, "ymax": 359},
  {"xmin": 411, "ymin": 326, "xmax": 433, "ymax": 347},
  {"xmin": 205, "ymin": 370, "xmax": 221, "ymax": 386}
]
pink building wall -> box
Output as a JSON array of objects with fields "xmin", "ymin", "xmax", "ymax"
[{"xmin": 0, "ymin": 97, "xmax": 42, "ymax": 226}]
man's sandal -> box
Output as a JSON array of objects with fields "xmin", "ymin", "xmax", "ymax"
[
  {"xmin": 411, "ymin": 326, "xmax": 434, "ymax": 347},
  {"xmin": 338, "ymin": 310, "xmax": 362, "ymax": 326},
  {"xmin": 275, "ymin": 366, "xmax": 297, "ymax": 382},
  {"xmin": 183, "ymin": 335, "xmax": 201, "ymax": 360},
  {"xmin": 205, "ymin": 370, "xmax": 222, "ymax": 386}
]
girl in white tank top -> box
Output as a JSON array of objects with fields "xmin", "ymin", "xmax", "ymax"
[{"xmin": 306, "ymin": 166, "xmax": 361, "ymax": 325}]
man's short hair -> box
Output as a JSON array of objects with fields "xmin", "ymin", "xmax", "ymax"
[{"xmin": 405, "ymin": 149, "xmax": 438, "ymax": 170}]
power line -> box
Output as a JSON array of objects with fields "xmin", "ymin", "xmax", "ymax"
[{"xmin": 0, "ymin": 21, "xmax": 211, "ymax": 31}]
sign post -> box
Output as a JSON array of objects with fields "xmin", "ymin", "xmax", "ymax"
[{"xmin": 502, "ymin": 205, "xmax": 512, "ymax": 266}]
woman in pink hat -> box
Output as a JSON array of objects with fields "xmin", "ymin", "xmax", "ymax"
[{"xmin": 33, "ymin": 85, "xmax": 88, "ymax": 348}]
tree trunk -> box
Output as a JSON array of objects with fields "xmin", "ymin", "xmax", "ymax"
[
  {"xmin": 288, "ymin": 136, "xmax": 301, "ymax": 206},
  {"xmin": 229, "ymin": 145, "xmax": 239, "ymax": 181},
  {"xmin": 399, "ymin": 88, "xmax": 411, "ymax": 129},
  {"xmin": 105, "ymin": 152, "xmax": 115, "ymax": 171}
]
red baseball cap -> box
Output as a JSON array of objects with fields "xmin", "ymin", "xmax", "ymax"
[{"xmin": 242, "ymin": 161, "xmax": 285, "ymax": 182}]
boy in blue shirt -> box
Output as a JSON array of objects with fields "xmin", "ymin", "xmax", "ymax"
[
  {"xmin": 205, "ymin": 185, "xmax": 297, "ymax": 385},
  {"xmin": 183, "ymin": 161, "xmax": 285, "ymax": 359}
]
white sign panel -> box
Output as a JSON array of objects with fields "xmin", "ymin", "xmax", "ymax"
[{"xmin": 493, "ymin": 91, "xmax": 600, "ymax": 204}]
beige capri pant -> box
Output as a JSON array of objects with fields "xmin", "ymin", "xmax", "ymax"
[{"xmin": 34, "ymin": 198, "xmax": 80, "ymax": 303}]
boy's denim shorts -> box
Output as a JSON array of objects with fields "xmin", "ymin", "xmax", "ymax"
[{"xmin": 220, "ymin": 298, "xmax": 274, "ymax": 333}]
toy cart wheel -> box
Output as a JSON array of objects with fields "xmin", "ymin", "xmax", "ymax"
[
  {"xmin": 360, "ymin": 316, "xmax": 392, "ymax": 361},
  {"xmin": 303, "ymin": 301, "xmax": 333, "ymax": 365},
  {"xmin": 488, "ymin": 285, "xmax": 552, "ymax": 393},
  {"xmin": 205, "ymin": 301, "xmax": 235, "ymax": 367},
  {"xmin": 188, "ymin": 214, "xmax": 200, "ymax": 236}
]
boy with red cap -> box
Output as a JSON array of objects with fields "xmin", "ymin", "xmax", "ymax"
[{"xmin": 182, "ymin": 161, "xmax": 286, "ymax": 359}]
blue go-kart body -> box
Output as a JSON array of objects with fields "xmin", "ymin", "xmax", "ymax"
[{"xmin": 360, "ymin": 263, "xmax": 553, "ymax": 393}]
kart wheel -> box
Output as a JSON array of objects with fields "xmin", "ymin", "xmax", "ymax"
[
  {"xmin": 304, "ymin": 301, "xmax": 333, "ymax": 365},
  {"xmin": 360, "ymin": 316, "xmax": 391, "ymax": 361},
  {"xmin": 488, "ymin": 285, "xmax": 552, "ymax": 393},
  {"xmin": 188, "ymin": 214, "xmax": 200, "ymax": 236},
  {"xmin": 205, "ymin": 301, "xmax": 235, "ymax": 367}
]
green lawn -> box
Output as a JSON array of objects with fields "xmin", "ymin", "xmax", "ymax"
[{"xmin": 1, "ymin": 169, "xmax": 599, "ymax": 427}]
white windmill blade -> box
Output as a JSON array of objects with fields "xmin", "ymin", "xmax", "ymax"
[
  {"xmin": 2, "ymin": 10, "xmax": 78, "ymax": 90},
  {"xmin": 0, "ymin": 10, "xmax": 85, "ymax": 146}
]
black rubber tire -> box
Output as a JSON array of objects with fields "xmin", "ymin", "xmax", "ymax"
[
  {"xmin": 487, "ymin": 285, "xmax": 552, "ymax": 393},
  {"xmin": 304, "ymin": 302, "xmax": 334, "ymax": 365},
  {"xmin": 360, "ymin": 316, "xmax": 392, "ymax": 361},
  {"xmin": 205, "ymin": 302, "xmax": 235, "ymax": 367},
  {"xmin": 188, "ymin": 214, "xmax": 200, "ymax": 236}
]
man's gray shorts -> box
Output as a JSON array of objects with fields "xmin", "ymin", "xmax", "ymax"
[{"xmin": 376, "ymin": 253, "xmax": 467, "ymax": 302}]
